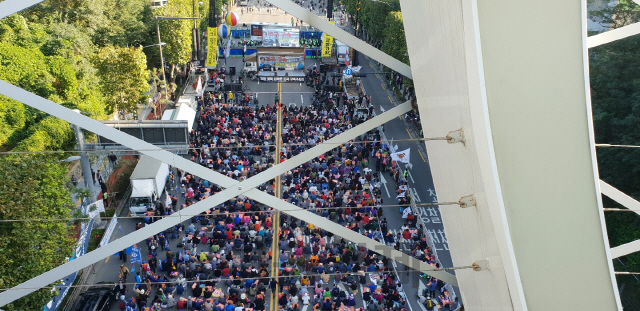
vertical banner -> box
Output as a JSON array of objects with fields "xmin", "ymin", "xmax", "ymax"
[
  {"xmin": 321, "ymin": 21, "xmax": 335, "ymax": 58},
  {"xmin": 206, "ymin": 27, "xmax": 218, "ymax": 68},
  {"xmin": 130, "ymin": 245, "xmax": 142, "ymax": 264}
]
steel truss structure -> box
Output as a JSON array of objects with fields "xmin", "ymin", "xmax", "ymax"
[{"xmin": 3, "ymin": 0, "xmax": 640, "ymax": 309}]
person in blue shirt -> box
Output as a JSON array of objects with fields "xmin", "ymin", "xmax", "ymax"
[{"xmin": 225, "ymin": 301, "xmax": 235, "ymax": 311}]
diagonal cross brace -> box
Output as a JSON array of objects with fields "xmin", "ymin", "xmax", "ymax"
[
  {"xmin": 0, "ymin": 81, "xmax": 454, "ymax": 306},
  {"xmin": 265, "ymin": 0, "xmax": 413, "ymax": 79},
  {"xmin": 0, "ymin": 0, "xmax": 45, "ymax": 19}
]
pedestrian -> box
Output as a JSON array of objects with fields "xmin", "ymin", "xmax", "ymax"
[
  {"xmin": 119, "ymin": 249, "xmax": 127, "ymax": 262},
  {"xmin": 103, "ymin": 190, "xmax": 109, "ymax": 208},
  {"xmin": 91, "ymin": 168, "xmax": 96, "ymax": 184},
  {"xmin": 275, "ymin": 93, "xmax": 280, "ymax": 105},
  {"xmin": 71, "ymin": 175, "xmax": 78, "ymax": 187},
  {"xmin": 109, "ymin": 152, "xmax": 117, "ymax": 166},
  {"xmin": 119, "ymin": 264, "xmax": 130, "ymax": 282},
  {"xmin": 97, "ymin": 169, "xmax": 103, "ymax": 184}
]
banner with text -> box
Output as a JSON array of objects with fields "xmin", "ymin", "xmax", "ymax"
[
  {"xmin": 262, "ymin": 28, "xmax": 300, "ymax": 47},
  {"xmin": 258, "ymin": 55, "xmax": 305, "ymax": 69},
  {"xmin": 321, "ymin": 21, "xmax": 335, "ymax": 58},
  {"xmin": 206, "ymin": 27, "xmax": 218, "ymax": 68}
]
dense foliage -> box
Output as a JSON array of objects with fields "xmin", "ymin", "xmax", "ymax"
[
  {"xmin": 381, "ymin": 12, "xmax": 407, "ymax": 65},
  {"xmin": 94, "ymin": 46, "xmax": 149, "ymax": 113},
  {"xmin": 591, "ymin": 34, "xmax": 640, "ymax": 266},
  {"xmin": 0, "ymin": 154, "xmax": 75, "ymax": 311},
  {"xmin": 0, "ymin": 0, "xmax": 210, "ymax": 309}
]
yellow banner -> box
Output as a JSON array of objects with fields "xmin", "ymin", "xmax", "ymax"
[
  {"xmin": 206, "ymin": 27, "xmax": 218, "ymax": 68},
  {"xmin": 321, "ymin": 21, "xmax": 335, "ymax": 58}
]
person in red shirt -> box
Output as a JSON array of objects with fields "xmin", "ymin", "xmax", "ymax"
[{"xmin": 402, "ymin": 229, "xmax": 411, "ymax": 241}]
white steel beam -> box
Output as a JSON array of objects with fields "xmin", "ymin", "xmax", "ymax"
[
  {"xmin": 600, "ymin": 180, "xmax": 640, "ymax": 217},
  {"xmin": 600, "ymin": 180, "xmax": 640, "ymax": 259},
  {"xmin": 587, "ymin": 21, "xmax": 640, "ymax": 48},
  {"xmin": 0, "ymin": 81, "xmax": 454, "ymax": 306},
  {"xmin": 611, "ymin": 239, "xmax": 640, "ymax": 259},
  {"xmin": 403, "ymin": 0, "xmax": 621, "ymax": 309},
  {"xmin": 0, "ymin": 0, "xmax": 44, "ymax": 19},
  {"xmin": 265, "ymin": 0, "xmax": 412, "ymax": 79},
  {"xmin": 401, "ymin": 0, "xmax": 525, "ymax": 309}
]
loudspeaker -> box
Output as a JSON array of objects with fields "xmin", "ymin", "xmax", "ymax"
[
  {"xmin": 229, "ymin": 66, "xmax": 236, "ymax": 76},
  {"xmin": 327, "ymin": 0, "xmax": 333, "ymax": 19},
  {"xmin": 278, "ymin": 67, "xmax": 285, "ymax": 71}
]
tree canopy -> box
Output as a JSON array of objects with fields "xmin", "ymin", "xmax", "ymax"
[
  {"xmin": 93, "ymin": 46, "xmax": 149, "ymax": 114},
  {"xmin": 0, "ymin": 0, "xmax": 189, "ymax": 309},
  {"xmin": 0, "ymin": 154, "xmax": 75, "ymax": 311}
]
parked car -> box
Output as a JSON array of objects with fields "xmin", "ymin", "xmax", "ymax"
[{"xmin": 72, "ymin": 283, "xmax": 115, "ymax": 311}]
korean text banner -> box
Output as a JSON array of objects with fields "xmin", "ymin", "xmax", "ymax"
[
  {"xmin": 206, "ymin": 27, "xmax": 218, "ymax": 68},
  {"xmin": 321, "ymin": 21, "xmax": 335, "ymax": 58}
]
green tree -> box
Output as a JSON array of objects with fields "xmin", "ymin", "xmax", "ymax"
[
  {"xmin": 93, "ymin": 46, "xmax": 149, "ymax": 114},
  {"xmin": 360, "ymin": 0, "xmax": 392, "ymax": 41},
  {"xmin": 155, "ymin": 0, "xmax": 194, "ymax": 81},
  {"xmin": 0, "ymin": 154, "xmax": 75, "ymax": 311},
  {"xmin": 381, "ymin": 11, "xmax": 408, "ymax": 65},
  {"xmin": 590, "ymin": 0, "xmax": 640, "ymax": 30},
  {"xmin": 12, "ymin": 116, "xmax": 75, "ymax": 152},
  {"xmin": 590, "ymin": 36, "xmax": 640, "ymax": 197}
]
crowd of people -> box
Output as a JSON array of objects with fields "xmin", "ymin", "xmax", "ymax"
[{"xmin": 114, "ymin": 72, "xmax": 458, "ymax": 310}]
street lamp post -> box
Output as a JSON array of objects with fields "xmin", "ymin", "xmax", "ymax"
[
  {"xmin": 371, "ymin": 0, "xmax": 395, "ymax": 8},
  {"xmin": 155, "ymin": 16, "xmax": 202, "ymax": 87},
  {"xmin": 154, "ymin": 16, "xmax": 201, "ymax": 116},
  {"xmin": 141, "ymin": 42, "xmax": 166, "ymax": 49},
  {"xmin": 155, "ymin": 17, "xmax": 168, "ymax": 93}
]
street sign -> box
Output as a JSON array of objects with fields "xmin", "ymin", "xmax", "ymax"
[{"xmin": 344, "ymin": 68, "xmax": 353, "ymax": 75}]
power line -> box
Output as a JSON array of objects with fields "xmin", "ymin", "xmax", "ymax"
[
  {"xmin": 0, "ymin": 137, "xmax": 438, "ymax": 156},
  {"xmin": 0, "ymin": 267, "xmax": 471, "ymax": 292},
  {"xmin": 0, "ymin": 202, "xmax": 457, "ymax": 223}
]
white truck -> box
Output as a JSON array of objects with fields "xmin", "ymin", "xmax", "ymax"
[
  {"xmin": 243, "ymin": 54, "xmax": 258, "ymax": 78},
  {"xmin": 335, "ymin": 41, "xmax": 349, "ymax": 66},
  {"xmin": 129, "ymin": 155, "xmax": 171, "ymax": 216}
]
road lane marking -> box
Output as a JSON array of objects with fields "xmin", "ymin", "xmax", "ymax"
[
  {"xmin": 388, "ymin": 96, "xmax": 393, "ymax": 104},
  {"xmin": 381, "ymin": 83, "xmax": 385, "ymax": 90},
  {"xmin": 406, "ymin": 128, "xmax": 413, "ymax": 139},
  {"xmin": 418, "ymin": 149, "xmax": 426, "ymax": 162}
]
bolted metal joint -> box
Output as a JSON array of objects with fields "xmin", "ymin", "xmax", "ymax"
[
  {"xmin": 459, "ymin": 194, "xmax": 476, "ymax": 208},
  {"xmin": 446, "ymin": 128, "xmax": 465, "ymax": 146},
  {"xmin": 472, "ymin": 260, "xmax": 489, "ymax": 271}
]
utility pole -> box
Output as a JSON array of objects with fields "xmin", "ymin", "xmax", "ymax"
[
  {"xmin": 72, "ymin": 110, "xmax": 96, "ymax": 202},
  {"xmin": 155, "ymin": 17, "xmax": 168, "ymax": 92},
  {"xmin": 193, "ymin": 0, "xmax": 200, "ymax": 60},
  {"xmin": 355, "ymin": 0, "xmax": 361, "ymax": 37}
]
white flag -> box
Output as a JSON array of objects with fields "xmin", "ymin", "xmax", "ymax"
[
  {"xmin": 402, "ymin": 206, "xmax": 412, "ymax": 219},
  {"xmin": 396, "ymin": 192, "xmax": 406, "ymax": 199},
  {"xmin": 390, "ymin": 148, "xmax": 410, "ymax": 164},
  {"xmin": 224, "ymin": 39, "xmax": 232, "ymax": 58}
]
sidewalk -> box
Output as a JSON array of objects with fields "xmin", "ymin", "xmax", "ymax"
[{"xmin": 68, "ymin": 155, "xmax": 112, "ymax": 209}]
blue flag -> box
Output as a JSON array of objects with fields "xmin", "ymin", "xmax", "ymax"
[{"xmin": 130, "ymin": 246, "xmax": 142, "ymax": 264}]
